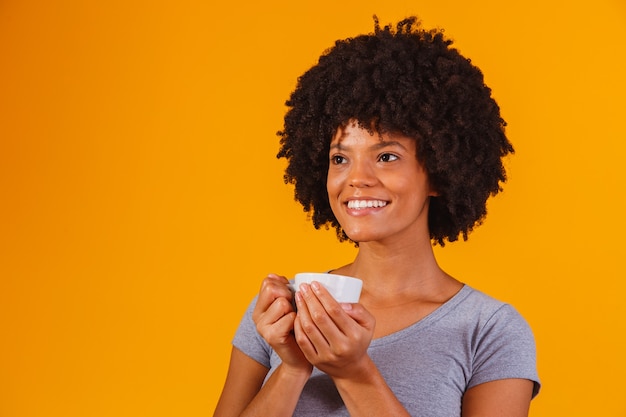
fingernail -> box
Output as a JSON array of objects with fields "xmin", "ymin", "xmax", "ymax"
[
  {"xmin": 311, "ymin": 281, "xmax": 321, "ymax": 292},
  {"xmin": 341, "ymin": 303, "xmax": 352, "ymax": 311},
  {"xmin": 300, "ymin": 283, "xmax": 309, "ymax": 294}
]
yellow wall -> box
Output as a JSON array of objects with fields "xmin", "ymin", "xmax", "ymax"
[{"xmin": 1, "ymin": 0, "xmax": 625, "ymax": 416}]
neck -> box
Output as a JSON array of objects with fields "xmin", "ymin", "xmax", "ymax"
[{"xmin": 336, "ymin": 234, "xmax": 454, "ymax": 301}]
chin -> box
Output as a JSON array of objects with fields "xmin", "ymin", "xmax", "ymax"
[{"xmin": 343, "ymin": 230, "xmax": 381, "ymax": 244}]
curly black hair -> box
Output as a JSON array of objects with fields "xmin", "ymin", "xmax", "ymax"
[{"xmin": 277, "ymin": 16, "xmax": 514, "ymax": 246}]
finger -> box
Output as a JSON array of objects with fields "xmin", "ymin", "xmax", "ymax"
[
  {"xmin": 263, "ymin": 274, "xmax": 292, "ymax": 296},
  {"xmin": 261, "ymin": 311, "xmax": 297, "ymax": 345},
  {"xmin": 339, "ymin": 303, "xmax": 376, "ymax": 332},
  {"xmin": 256, "ymin": 297, "xmax": 294, "ymax": 333},
  {"xmin": 253, "ymin": 274, "xmax": 294, "ymax": 320},
  {"xmin": 294, "ymin": 289, "xmax": 331, "ymax": 347},
  {"xmin": 293, "ymin": 314, "xmax": 317, "ymax": 357},
  {"xmin": 266, "ymin": 273, "xmax": 289, "ymax": 285},
  {"xmin": 304, "ymin": 282, "xmax": 353, "ymax": 337}
]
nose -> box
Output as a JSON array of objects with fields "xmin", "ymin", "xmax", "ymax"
[{"xmin": 348, "ymin": 158, "xmax": 377, "ymax": 188}]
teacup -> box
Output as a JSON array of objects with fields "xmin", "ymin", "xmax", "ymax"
[{"xmin": 293, "ymin": 272, "xmax": 363, "ymax": 303}]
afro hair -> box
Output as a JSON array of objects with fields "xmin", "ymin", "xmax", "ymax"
[{"xmin": 277, "ymin": 16, "xmax": 514, "ymax": 246}]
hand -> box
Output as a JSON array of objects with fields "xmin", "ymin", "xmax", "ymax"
[
  {"xmin": 252, "ymin": 274, "xmax": 313, "ymax": 376},
  {"xmin": 293, "ymin": 281, "xmax": 375, "ymax": 379}
]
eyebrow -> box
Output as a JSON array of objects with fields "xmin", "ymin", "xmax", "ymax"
[{"xmin": 329, "ymin": 140, "xmax": 409, "ymax": 152}]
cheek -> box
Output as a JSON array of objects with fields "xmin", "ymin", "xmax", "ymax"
[
  {"xmin": 326, "ymin": 178, "xmax": 343, "ymax": 214},
  {"xmin": 326, "ymin": 173, "xmax": 341, "ymax": 196}
]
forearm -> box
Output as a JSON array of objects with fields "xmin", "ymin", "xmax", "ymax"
[
  {"xmin": 332, "ymin": 357, "xmax": 411, "ymax": 417},
  {"xmin": 240, "ymin": 363, "xmax": 310, "ymax": 417}
]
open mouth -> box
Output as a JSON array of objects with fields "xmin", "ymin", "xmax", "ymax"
[{"xmin": 347, "ymin": 200, "xmax": 388, "ymax": 209}]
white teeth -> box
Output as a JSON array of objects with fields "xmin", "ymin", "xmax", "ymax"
[{"xmin": 347, "ymin": 200, "xmax": 388, "ymax": 209}]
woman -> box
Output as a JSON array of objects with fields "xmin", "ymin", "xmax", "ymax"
[{"xmin": 214, "ymin": 16, "xmax": 540, "ymax": 417}]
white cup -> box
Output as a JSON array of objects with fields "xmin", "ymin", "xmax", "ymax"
[{"xmin": 294, "ymin": 272, "xmax": 363, "ymax": 303}]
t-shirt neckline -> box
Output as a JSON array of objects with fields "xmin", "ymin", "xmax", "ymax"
[{"xmin": 369, "ymin": 284, "xmax": 473, "ymax": 347}]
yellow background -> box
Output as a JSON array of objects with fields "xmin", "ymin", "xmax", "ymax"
[{"xmin": 1, "ymin": 0, "xmax": 625, "ymax": 416}]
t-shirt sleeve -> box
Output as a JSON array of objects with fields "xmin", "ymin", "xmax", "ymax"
[
  {"xmin": 469, "ymin": 304, "xmax": 541, "ymax": 398},
  {"xmin": 232, "ymin": 295, "xmax": 273, "ymax": 368}
]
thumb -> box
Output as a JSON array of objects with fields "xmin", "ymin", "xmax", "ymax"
[{"xmin": 341, "ymin": 303, "xmax": 375, "ymax": 329}]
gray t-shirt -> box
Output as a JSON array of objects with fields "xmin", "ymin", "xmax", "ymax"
[{"xmin": 232, "ymin": 284, "xmax": 540, "ymax": 416}]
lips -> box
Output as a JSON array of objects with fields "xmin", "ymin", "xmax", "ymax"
[{"xmin": 346, "ymin": 199, "xmax": 388, "ymax": 209}]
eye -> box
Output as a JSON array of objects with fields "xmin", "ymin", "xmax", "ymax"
[
  {"xmin": 379, "ymin": 153, "xmax": 399, "ymax": 162},
  {"xmin": 331, "ymin": 155, "xmax": 347, "ymax": 165}
]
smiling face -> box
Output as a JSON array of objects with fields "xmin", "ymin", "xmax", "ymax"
[{"xmin": 326, "ymin": 122, "xmax": 436, "ymax": 245}]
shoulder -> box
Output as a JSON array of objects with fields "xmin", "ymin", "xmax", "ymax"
[
  {"xmin": 458, "ymin": 286, "xmax": 540, "ymax": 397},
  {"xmin": 445, "ymin": 286, "xmax": 537, "ymax": 371},
  {"xmin": 457, "ymin": 285, "xmax": 508, "ymax": 312},
  {"xmin": 454, "ymin": 285, "xmax": 530, "ymax": 328}
]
